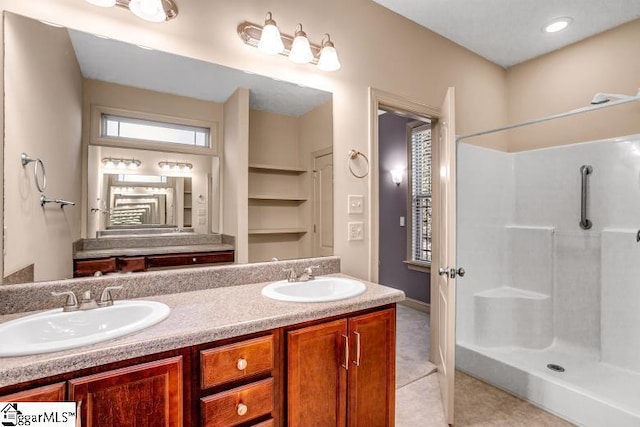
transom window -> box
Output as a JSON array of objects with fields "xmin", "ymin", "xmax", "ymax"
[
  {"xmin": 102, "ymin": 114, "xmax": 210, "ymax": 148},
  {"xmin": 409, "ymin": 122, "xmax": 432, "ymax": 264}
]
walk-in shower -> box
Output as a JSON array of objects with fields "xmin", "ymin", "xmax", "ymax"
[{"xmin": 456, "ymin": 91, "xmax": 640, "ymax": 426}]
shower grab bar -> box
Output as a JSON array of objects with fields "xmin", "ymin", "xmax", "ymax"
[{"xmin": 579, "ymin": 165, "xmax": 592, "ymax": 230}]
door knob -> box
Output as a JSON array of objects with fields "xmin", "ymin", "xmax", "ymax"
[{"xmin": 438, "ymin": 267, "xmax": 466, "ymax": 279}]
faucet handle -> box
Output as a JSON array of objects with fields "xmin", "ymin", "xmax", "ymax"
[
  {"xmin": 283, "ymin": 268, "xmax": 297, "ymax": 282},
  {"xmin": 304, "ymin": 265, "xmax": 320, "ymax": 278},
  {"xmin": 99, "ymin": 286, "xmax": 123, "ymax": 307},
  {"xmin": 51, "ymin": 291, "xmax": 79, "ymax": 312}
]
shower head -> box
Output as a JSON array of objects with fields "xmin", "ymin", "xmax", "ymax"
[{"xmin": 590, "ymin": 92, "xmax": 636, "ymax": 105}]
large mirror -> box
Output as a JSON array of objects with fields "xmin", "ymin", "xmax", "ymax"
[{"xmin": 3, "ymin": 12, "xmax": 333, "ymax": 284}]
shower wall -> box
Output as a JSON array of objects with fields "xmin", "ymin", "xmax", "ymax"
[{"xmin": 458, "ymin": 133, "xmax": 640, "ymax": 373}]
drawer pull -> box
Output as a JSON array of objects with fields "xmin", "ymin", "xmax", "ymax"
[
  {"xmin": 237, "ymin": 358, "xmax": 248, "ymax": 371},
  {"xmin": 237, "ymin": 403, "xmax": 248, "ymax": 416}
]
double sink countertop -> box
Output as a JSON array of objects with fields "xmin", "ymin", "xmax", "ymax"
[{"xmin": 0, "ymin": 257, "xmax": 404, "ymax": 388}]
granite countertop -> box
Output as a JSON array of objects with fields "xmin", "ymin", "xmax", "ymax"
[
  {"xmin": 0, "ymin": 273, "xmax": 404, "ymax": 388},
  {"xmin": 74, "ymin": 243, "xmax": 234, "ymax": 259}
]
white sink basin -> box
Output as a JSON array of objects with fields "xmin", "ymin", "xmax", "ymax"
[
  {"xmin": 0, "ymin": 300, "xmax": 170, "ymax": 357},
  {"xmin": 262, "ymin": 277, "xmax": 366, "ymax": 302}
]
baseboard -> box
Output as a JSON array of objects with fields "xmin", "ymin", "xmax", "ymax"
[{"xmin": 399, "ymin": 297, "xmax": 430, "ymax": 313}]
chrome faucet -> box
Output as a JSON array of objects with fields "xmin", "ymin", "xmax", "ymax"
[
  {"xmin": 283, "ymin": 266, "xmax": 320, "ymax": 282},
  {"xmin": 52, "ymin": 286, "xmax": 123, "ymax": 311}
]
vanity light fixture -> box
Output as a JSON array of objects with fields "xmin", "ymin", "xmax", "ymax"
[
  {"xmin": 102, "ymin": 157, "xmax": 141, "ymax": 170},
  {"xmin": 317, "ymin": 34, "xmax": 341, "ymax": 72},
  {"xmin": 84, "ymin": 0, "xmax": 178, "ymax": 23},
  {"xmin": 390, "ymin": 169, "xmax": 403, "ymax": 186},
  {"xmin": 257, "ymin": 12, "xmax": 285, "ymax": 55},
  {"xmin": 238, "ymin": 12, "xmax": 341, "ymax": 71},
  {"xmin": 158, "ymin": 161, "xmax": 193, "ymax": 172},
  {"xmin": 289, "ymin": 24, "xmax": 314, "ymax": 64}
]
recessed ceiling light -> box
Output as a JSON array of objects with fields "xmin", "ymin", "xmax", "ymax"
[{"xmin": 543, "ymin": 17, "xmax": 573, "ymax": 33}]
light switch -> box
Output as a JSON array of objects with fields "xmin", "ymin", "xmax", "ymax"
[
  {"xmin": 348, "ymin": 195, "xmax": 364, "ymax": 214},
  {"xmin": 400, "ymin": 216, "xmax": 405, "ymax": 227},
  {"xmin": 197, "ymin": 208, "xmax": 206, "ymax": 216},
  {"xmin": 348, "ymin": 222, "xmax": 364, "ymax": 241}
]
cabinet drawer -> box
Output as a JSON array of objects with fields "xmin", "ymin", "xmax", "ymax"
[
  {"xmin": 147, "ymin": 251, "xmax": 234, "ymax": 268},
  {"xmin": 201, "ymin": 378, "xmax": 273, "ymax": 427},
  {"xmin": 118, "ymin": 256, "xmax": 146, "ymax": 272},
  {"xmin": 201, "ymin": 335, "xmax": 273, "ymax": 389},
  {"xmin": 74, "ymin": 258, "xmax": 117, "ymax": 277}
]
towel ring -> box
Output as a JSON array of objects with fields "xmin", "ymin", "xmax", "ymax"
[
  {"xmin": 348, "ymin": 149, "xmax": 369, "ymax": 179},
  {"xmin": 21, "ymin": 153, "xmax": 47, "ymax": 193}
]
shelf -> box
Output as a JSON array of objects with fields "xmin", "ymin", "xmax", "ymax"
[
  {"xmin": 248, "ymin": 194, "xmax": 307, "ymax": 202},
  {"xmin": 248, "ymin": 228, "xmax": 307, "ymax": 235},
  {"xmin": 249, "ymin": 163, "xmax": 307, "ymax": 174}
]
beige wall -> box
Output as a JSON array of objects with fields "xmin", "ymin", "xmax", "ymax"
[
  {"xmin": 506, "ymin": 19, "xmax": 640, "ymax": 152},
  {"xmin": 3, "ymin": 13, "xmax": 83, "ymax": 281},
  {"xmin": 0, "ymin": 0, "xmax": 509, "ymax": 280}
]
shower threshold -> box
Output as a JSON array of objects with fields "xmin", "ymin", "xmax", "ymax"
[{"xmin": 456, "ymin": 342, "xmax": 640, "ymax": 427}]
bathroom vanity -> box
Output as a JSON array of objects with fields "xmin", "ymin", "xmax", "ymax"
[{"xmin": 0, "ymin": 257, "xmax": 403, "ymax": 426}]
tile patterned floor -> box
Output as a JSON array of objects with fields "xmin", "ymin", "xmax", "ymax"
[{"xmin": 395, "ymin": 304, "xmax": 574, "ymax": 426}]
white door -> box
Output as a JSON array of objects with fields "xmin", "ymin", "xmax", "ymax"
[
  {"xmin": 313, "ymin": 150, "xmax": 333, "ymax": 257},
  {"xmin": 431, "ymin": 87, "xmax": 458, "ymax": 425}
]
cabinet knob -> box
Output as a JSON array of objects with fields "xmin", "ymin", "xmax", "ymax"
[
  {"xmin": 236, "ymin": 358, "xmax": 248, "ymax": 371},
  {"xmin": 237, "ymin": 403, "xmax": 248, "ymax": 416},
  {"xmin": 192, "ymin": 257, "xmax": 197, "ymax": 263}
]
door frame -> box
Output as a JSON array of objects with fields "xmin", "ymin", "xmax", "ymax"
[{"xmin": 368, "ymin": 88, "xmax": 440, "ymax": 285}]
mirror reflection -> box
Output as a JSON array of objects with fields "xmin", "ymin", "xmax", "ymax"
[{"xmin": 3, "ymin": 12, "xmax": 333, "ymax": 284}]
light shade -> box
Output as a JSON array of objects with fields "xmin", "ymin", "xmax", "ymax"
[
  {"xmin": 85, "ymin": 0, "xmax": 116, "ymax": 7},
  {"xmin": 289, "ymin": 24, "xmax": 314, "ymax": 64},
  {"xmin": 258, "ymin": 12, "xmax": 285, "ymax": 55},
  {"xmin": 317, "ymin": 35, "xmax": 341, "ymax": 71},
  {"xmin": 129, "ymin": 0, "xmax": 167, "ymax": 23},
  {"xmin": 390, "ymin": 169, "xmax": 403, "ymax": 186}
]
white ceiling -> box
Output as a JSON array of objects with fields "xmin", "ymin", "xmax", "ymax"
[
  {"xmin": 68, "ymin": 30, "xmax": 331, "ymax": 116},
  {"xmin": 371, "ymin": 0, "xmax": 640, "ymax": 67}
]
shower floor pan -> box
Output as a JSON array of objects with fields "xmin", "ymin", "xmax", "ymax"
[{"xmin": 457, "ymin": 342, "xmax": 640, "ymax": 427}]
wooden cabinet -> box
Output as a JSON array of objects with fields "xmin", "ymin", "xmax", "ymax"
[
  {"xmin": 199, "ymin": 333, "xmax": 277, "ymax": 427},
  {"xmin": 287, "ymin": 307, "xmax": 396, "ymax": 427},
  {"xmin": 0, "ymin": 382, "xmax": 65, "ymax": 402},
  {"xmin": 73, "ymin": 250, "xmax": 234, "ymax": 277},
  {"xmin": 69, "ymin": 356, "xmax": 183, "ymax": 427}
]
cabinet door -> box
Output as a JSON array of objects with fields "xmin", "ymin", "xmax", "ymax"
[
  {"xmin": 287, "ymin": 319, "xmax": 348, "ymax": 427},
  {"xmin": 68, "ymin": 356, "xmax": 183, "ymax": 427},
  {"xmin": 347, "ymin": 308, "xmax": 396, "ymax": 427},
  {"xmin": 0, "ymin": 382, "xmax": 65, "ymax": 402}
]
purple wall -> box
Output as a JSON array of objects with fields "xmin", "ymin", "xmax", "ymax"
[{"xmin": 378, "ymin": 113, "xmax": 430, "ymax": 303}]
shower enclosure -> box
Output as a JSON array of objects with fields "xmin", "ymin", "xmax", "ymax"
[{"xmin": 456, "ymin": 102, "xmax": 640, "ymax": 425}]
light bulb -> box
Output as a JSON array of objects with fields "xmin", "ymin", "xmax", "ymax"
[
  {"xmin": 128, "ymin": 161, "xmax": 138, "ymax": 170},
  {"xmin": 182, "ymin": 164, "xmax": 192, "ymax": 172},
  {"xmin": 173, "ymin": 164, "xmax": 181, "ymax": 172},
  {"xmin": 129, "ymin": 0, "xmax": 167, "ymax": 23},
  {"xmin": 317, "ymin": 35, "xmax": 341, "ymax": 71},
  {"xmin": 117, "ymin": 161, "xmax": 126, "ymax": 169},
  {"xmin": 289, "ymin": 24, "xmax": 313, "ymax": 64},
  {"xmin": 160, "ymin": 163, "xmax": 170, "ymax": 171},
  {"xmin": 85, "ymin": 0, "xmax": 116, "ymax": 7},
  {"xmin": 105, "ymin": 160, "xmax": 115, "ymax": 168},
  {"xmin": 258, "ymin": 12, "xmax": 284, "ymax": 55}
]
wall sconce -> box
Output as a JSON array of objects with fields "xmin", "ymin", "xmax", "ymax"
[
  {"xmin": 238, "ymin": 12, "xmax": 341, "ymax": 71},
  {"xmin": 85, "ymin": 0, "xmax": 178, "ymax": 23},
  {"xmin": 103, "ymin": 157, "xmax": 141, "ymax": 170},
  {"xmin": 390, "ymin": 169, "xmax": 404, "ymax": 186},
  {"xmin": 158, "ymin": 161, "xmax": 193, "ymax": 173}
]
